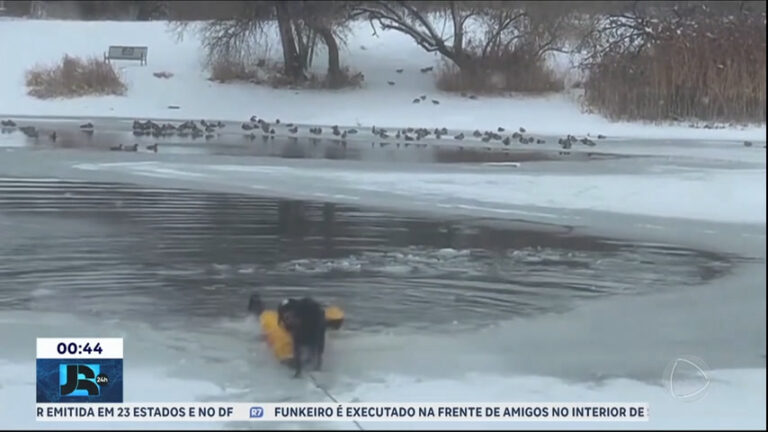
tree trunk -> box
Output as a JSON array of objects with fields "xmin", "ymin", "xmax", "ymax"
[
  {"xmin": 316, "ymin": 27, "xmax": 342, "ymax": 88},
  {"xmin": 450, "ymin": 2, "xmax": 464, "ymax": 55},
  {"xmin": 294, "ymin": 23, "xmax": 313, "ymax": 70},
  {"xmin": 275, "ymin": 3, "xmax": 303, "ymax": 81}
]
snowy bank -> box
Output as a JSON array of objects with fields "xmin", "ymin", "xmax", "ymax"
[{"xmin": 0, "ymin": 20, "xmax": 764, "ymax": 142}]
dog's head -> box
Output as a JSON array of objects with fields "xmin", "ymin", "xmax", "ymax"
[{"xmin": 247, "ymin": 293, "xmax": 264, "ymax": 315}]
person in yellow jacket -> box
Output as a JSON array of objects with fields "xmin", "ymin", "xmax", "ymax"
[{"xmin": 248, "ymin": 293, "xmax": 344, "ymax": 365}]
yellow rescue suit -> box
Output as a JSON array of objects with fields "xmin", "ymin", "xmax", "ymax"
[{"xmin": 259, "ymin": 306, "xmax": 344, "ymax": 363}]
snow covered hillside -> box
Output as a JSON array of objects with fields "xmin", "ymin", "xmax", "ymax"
[{"xmin": 0, "ymin": 19, "xmax": 765, "ymax": 142}]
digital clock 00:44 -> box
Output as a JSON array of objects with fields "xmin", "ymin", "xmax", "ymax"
[
  {"xmin": 57, "ymin": 341, "xmax": 103, "ymax": 355},
  {"xmin": 36, "ymin": 338, "xmax": 123, "ymax": 359},
  {"xmin": 36, "ymin": 338, "xmax": 124, "ymax": 402}
]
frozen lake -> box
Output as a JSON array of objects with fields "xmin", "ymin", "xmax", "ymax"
[{"xmin": 0, "ymin": 120, "xmax": 765, "ymax": 429}]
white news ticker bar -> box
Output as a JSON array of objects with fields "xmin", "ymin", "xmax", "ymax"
[
  {"xmin": 36, "ymin": 402, "xmax": 650, "ymax": 422},
  {"xmin": 36, "ymin": 338, "xmax": 124, "ymax": 359}
]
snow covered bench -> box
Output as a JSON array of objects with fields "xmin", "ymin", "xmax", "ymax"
[{"xmin": 104, "ymin": 46, "xmax": 148, "ymax": 66}]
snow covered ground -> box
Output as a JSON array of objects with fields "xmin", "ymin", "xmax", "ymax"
[{"xmin": 0, "ymin": 19, "xmax": 765, "ymax": 142}]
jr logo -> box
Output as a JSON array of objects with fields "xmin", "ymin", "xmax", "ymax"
[{"xmin": 60, "ymin": 364, "xmax": 100, "ymax": 396}]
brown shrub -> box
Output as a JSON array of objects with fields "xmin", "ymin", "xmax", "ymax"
[
  {"xmin": 209, "ymin": 54, "xmax": 363, "ymax": 90},
  {"xmin": 436, "ymin": 47, "xmax": 563, "ymax": 95},
  {"xmin": 209, "ymin": 56, "xmax": 262, "ymax": 83},
  {"xmin": 25, "ymin": 55, "xmax": 126, "ymax": 99},
  {"xmin": 583, "ymin": 13, "xmax": 766, "ymax": 123}
]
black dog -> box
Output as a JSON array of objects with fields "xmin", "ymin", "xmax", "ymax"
[{"xmin": 278, "ymin": 297, "xmax": 326, "ymax": 378}]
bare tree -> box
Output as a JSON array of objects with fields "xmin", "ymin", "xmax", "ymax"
[
  {"xmin": 354, "ymin": 1, "xmax": 574, "ymax": 75},
  {"xmin": 173, "ymin": 1, "xmax": 353, "ymax": 86},
  {"xmin": 353, "ymin": 1, "xmax": 477, "ymax": 71}
]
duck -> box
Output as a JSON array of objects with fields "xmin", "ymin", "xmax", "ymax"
[
  {"xmin": 497, "ymin": 127, "xmax": 505, "ymax": 132},
  {"xmin": 432, "ymin": 100, "xmax": 440, "ymax": 105},
  {"xmin": 124, "ymin": 143, "xmax": 139, "ymax": 152},
  {"xmin": 388, "ymin": 81, "xmax": 396, "ymax": 86},
  {"xmin": 241, "ymin": 123, "xmax": 253, "ymax": 131},
  {"xmin": 472, "ymin": 130, "xmax": 482, "ymax": 138},
  {"xmin": 536, "ymin": 139, "xmax": 546, "ymax": 144},
  {"xmin": 146, "ymin": 143, "xmax": 159, "ymax": 153},
  {"xmin": 454, "ymin": 133, "xmax": 464, "ymax": 140},
  {"xmin": 288, "ymin": 126, "xmax": 299, "ymax": 134},
  {"xmin": 109, "ymin": 144, "xmax": 123, "ymax": 151},
  {"xmin": 519, "ymin": 127, "xmax": 526, "ymax": 133},
  {"xmin": 80, "ymin": 122, "xmax": 94, "ymax": 129},
  {"xmin": 20, "ymin": 126, "xmax": 38, "ymax": 138},
  {"xmin": 396, "ymin": 68, "xmax": 403, "ymax": 73},
  {"xmin": 502, "ymin": 136, "xmax": 511, "ymax": 146},
  {"xmin": 412, "ymin": 98, "xmax": 420, "ymax": 104}
]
